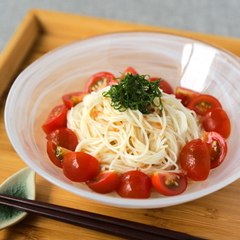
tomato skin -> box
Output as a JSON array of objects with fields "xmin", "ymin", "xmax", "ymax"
[
  {"xmin": 47, "ymin": 141, "xmax": 62, "ymax": 168},
  {"xmin": 187, "ymin": 94, "xmax": 222, "ymax": 116},
  {"xmin": 151, "ymin": 172, "xmax": 187, "ymax": 196},
  {"xmin": 116, "ymin": 171, "xmax": 152, "ymax": 199},
  {"xmin": 46, "ymin": 128, "xmax": 78, "ymax": 151},
  {"xmin": 121, "ymin": 67, "xmax": 138, "ymax": 78},
  {"xmin": 175, "ymin": 87, "xmax": 200, "ymax": 106},
  {"xmin": 86, "ymin": 171, "xmax": 120, "ymax": 194},
  {"xmin": 42, "ymin": 105, "xmax": 68, "ymax": 134},
  {"xmin": 203, "ymin": 131, "xmax": 228, "ymax": 169},
  {"xmin": 149, "ymin": 77, "xmax": 174, "ymax": 94},
  {"xmin": 63, "ymin": 152, "xmax": 100, "ymax": 182},
  {"xmin": 85, "ymin": 72, "xmax": 116, "ymax": 93},
  {"xmin": 179, "ymin": 139, "xmax": 210, "ymax": 181},
  {"xmin": 46, "ymin": 141, "xmax": 71, "ymax": 168},
  {"xmin": 202, "ymin": 107, "xmax": 231, "ymax": 139},
  {"xmin": 62, "ymin": 92, "xmax": 88, "ymax": 109}
]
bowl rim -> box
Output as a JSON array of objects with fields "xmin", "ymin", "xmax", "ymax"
[
  {"xmin": 35, "ymin": 30, "xmax": 240, "ymax": 62},
  {"xmin": 4, "ymin": 31, "xmax": 240, "ymax": 209}
]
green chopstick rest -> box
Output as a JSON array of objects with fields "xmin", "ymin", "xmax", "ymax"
[{"xmin": 0, "ymin": 167, "xmax": 36, "ymax": 230}]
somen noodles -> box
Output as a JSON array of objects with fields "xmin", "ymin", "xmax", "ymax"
[{"xmin": 67, "ymin": 86, "xmax": 202, "ymax": 175}]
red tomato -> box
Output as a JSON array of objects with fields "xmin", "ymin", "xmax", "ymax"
[
  {"xmin": 46, "ymin": 141, "xmax": 71, "ymax": 168},
  {"xmin": 149, "ymin": 77, "xmax": 174, "ymax": 94},
  {"xmin": 46, "ymin": 128, "xmax": 78, "ymax": 151},
  {"xmin": 42, "ymin": 104, "xmax": 68, "ymax": 134},
  {"xmin": 121, "ymin": 67, "xmax": 138, "ymax": 78},
  {"xmin": 85, "ymin": 72, "xmax": 116, "ymax": 93},
  {"xmin": 202, "ymin": 107, "xmax": 231, "ymax": 139},
  {"xmin": 187, "ymin": 94, "xmax": 222, "ymax": 116},
  {"xmin": 62, "ymin": 92, "xmax": 88, "ymax": 109},
  {"xmin": 151, "ymin": 172, "xmax": 187, "ymax": 196},
  {"xmin": 175, "ymin": 87, "xmax": 200, "ymax": 106},
  {"xmin": 203, "ymin": 131, "xmax": 228, "ymax": 169},
  {"xmin": 86, "ymin": 170, "xmax": 120, "ymax": 194},
  {"xmin": 63, "ymin": 152, "xmax": 100, "ymax": 182},
  {"xmin": 116, "ymin": 170, "xmax": 152, "ymax": 199},
  {"xmin": 179, "ymin": 139, "xmax": 210, "ymax": 181}
]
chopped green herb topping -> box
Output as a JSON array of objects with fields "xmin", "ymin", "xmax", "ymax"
[{"xmin": 102, "ymin": 73, "xmax": 163, "ymax": 114}]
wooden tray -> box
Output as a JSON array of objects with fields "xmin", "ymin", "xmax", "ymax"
[{"xmin": 1, "ymin": 9, "xmax": 240, "ymax": 240}]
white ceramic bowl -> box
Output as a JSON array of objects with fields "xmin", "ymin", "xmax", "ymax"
[{"xmin": 5, "ymin": 32, "xmax": 240, "ymax": 209}]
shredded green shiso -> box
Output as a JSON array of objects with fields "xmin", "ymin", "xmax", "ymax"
[{"xmin": 102, "ymin": 73, "xmax": 163, "ymax": 114}]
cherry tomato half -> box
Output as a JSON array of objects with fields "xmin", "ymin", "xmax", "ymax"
[
  {"xmin": 62, "ymin": 92, "xmax": 88, "ymax": 109},
  {"xmin": 86, "ymin": 170, "xmax": 120, "ymax": 194},
  {"xmin": 175, "ymin": 87, "xmax": 200, "ymax": 106},
  {"xmin": 179, "ymin": 139, "xmax": 210, "ymax": 181},
  {"xmin": 149, "ymin": 77, "xmax": 174, "ymax": 94},
  {"xmin": 116, "ymin": 170, "xmax": 152, "ymax": 199},
  {"xmin": 151, "ymin": 172, "xmax": 187, "ymax": 196},
  {"xmin": 187, "ymin": 94, "xmax": 222, "ymax": 116},
  {"xmin": 46, "ymin": 128, "xmax": 78, "ymax": 151},
  {"xmin": 203, "ymin": 131, "xmax": 228, "ymax": 169},
  {"xmin": 63, "ymin": 152, "xmax": 100, "ymax": 182},
  {"xmin": 85, "ymin": 72, "xmax": 116, "ymax": 93},
  {"xmin": 202, "ymin": 107, "xmax": 231, "ymax": 139},
  {"xmin": 42, "ymin": 104, "xmax": 68, "ymax": 135},
  {"xmin": 46, "ymin": 141, "xmax": 71, "ymax": 168},
  {"xmin": 121, "ymin": 67, "xmax": 138, "ymax": 79}
]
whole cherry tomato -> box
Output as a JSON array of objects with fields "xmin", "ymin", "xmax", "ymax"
[
  {"xmin": 63, "ymin": 152, "xmax": 100, "ymax": 182},
  {"xmin": 151, "ymin": 172, "xmax": 187, "ymax": 196},
  {"xmin": 85, "ymin": 72, "xmax": 116, "ymax": 93},
  {"xmin": 202, "ymin": 107, "xmax": 231, "ymax": 139},
  {"xmin": 175, "ymin": 87, "xmax": 200, "ymax": 106},
  {"xmin": 179, "ymin": 139, "xmax": 210, "ymax": 181},
  {"xmin": 46, "ymin": 128, "xmax": 78, "ymax": 151},
  {"xmin": 203, "ymin": 131, "xmax": 228, "ymax": 169},
  {"xmin": 121, "ymin": 67, "xmax": 138, "ymax": 79},
  {"xmin": 62, "ymin": 91, "xmax": 88, "ymax": 109},
  {"xmin": 86, "ymin": 170, "xmax": 120, "ymax": 194},
  {"xmin": 149, "ymin": 77, "xmax": 174, "ymax": 94},
  {"xmin": 116, "ymin": 170, "xmax": 152, "ymax": 199},
  {"xmin": 187, "ymin": 94, "xmax": 222, "ymax": 116},
  {"xmin": 42, "ymin": 104, "xmax": 68, "ymax": 134}
]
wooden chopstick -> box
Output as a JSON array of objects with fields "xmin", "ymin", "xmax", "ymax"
[{"xmin": 0, "ymin": 194, "xmax": 206, "ymax": 240}]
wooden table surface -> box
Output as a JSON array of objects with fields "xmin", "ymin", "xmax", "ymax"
[{"xmin": 1, "ymin": 9, "xmax": 240, "ymax": 240}]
